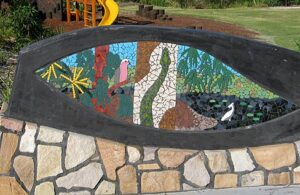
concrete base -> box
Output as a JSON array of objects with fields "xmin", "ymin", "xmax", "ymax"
[{"xmin": 164, "ymin": 185, "xmax": 300, "ymax": 195}]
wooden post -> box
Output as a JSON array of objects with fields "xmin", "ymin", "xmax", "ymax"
[
  {"xmin": 84, "ymin": 0, "xmax": 88, "ymax": 26},
  {"xmin": 75, "ymin": 2, "xmax": 80, "ymax": 22},
  {"xmin": 66, "ymin": 0, "xmax": 71, "ymax": 24},
  {"xmin": 92, "ymin": 0, "xmax": 96, "ymax": 27}
]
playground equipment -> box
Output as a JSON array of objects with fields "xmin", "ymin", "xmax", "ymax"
[{"xmin": 66, "ymin": 0, "xmax": 119, "ymax": 27}]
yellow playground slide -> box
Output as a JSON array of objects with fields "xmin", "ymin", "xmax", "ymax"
[{"xmin": 97, "ymin": 0, "xmax": 119, "ymax": 26}]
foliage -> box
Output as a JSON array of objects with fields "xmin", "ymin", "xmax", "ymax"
[
  {"xmin": 0, "ymin": 76, "xmax": 13, "ymax": 103},
  {"xmin": 4, "ymin": 1, "xmax": 62, "ymax": 50},
  {"xmin": 117, "ymin": 94, "xmax": 133, "ymax": 117},
  {"xmin": 103, "ymin": 53, "xmax": 122, "ymax": 79},
  {"xmin": 11, "ymin": 3, "xmax": 43, "ymax": 40},
  {"xmin": 76, "ymin": 49, "xmax": 95, "ymax": 82},
  {"xmin": 178, "ymin": 47, "xmax": 235, "ymax": 93},
  {"xmin": 0, "ymin": 10, "xmax": 15, "ymax": 48},
  {"xmin": 93, "ymin": 52, "xmax": 121, "ymax": 107},
  {"xmin": 93, "ymin": 79, "xmax": 111, "ymax": 105},
  {"xmin": 223, "ymin": 76, "xmax": 278, "ymax": 99}
]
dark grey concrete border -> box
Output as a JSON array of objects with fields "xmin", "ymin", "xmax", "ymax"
[{"xmin": 6, "ymin": 25, "xmax": 300, "ymax": 150}]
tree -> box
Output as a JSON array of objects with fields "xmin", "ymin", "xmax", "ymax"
[{"xmin": 178, "ymin": 47, "xmax": 235, "ymax": 93}]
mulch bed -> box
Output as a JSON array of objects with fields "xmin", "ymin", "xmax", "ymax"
[{"xmin": 44, "ymin": 14, "xmax": 258, "ymax": 39}]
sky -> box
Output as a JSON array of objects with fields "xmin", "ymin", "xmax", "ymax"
[
  {"xmin": 59, "ymin": 42, "xmax": 241, "ymax": 76},
  {"xmin": 61, "ymin": 42, "xmax": 137, "ymax": 68}
]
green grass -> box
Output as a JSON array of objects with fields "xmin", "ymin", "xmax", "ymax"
[{"xmin": 121, "ymin": 6, "xmax": 300, "ymax": 50}]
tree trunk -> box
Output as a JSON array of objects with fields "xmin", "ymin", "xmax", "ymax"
[{"xmin": 93, "ymin": 45, "xmax": 109, "ymax": 86}]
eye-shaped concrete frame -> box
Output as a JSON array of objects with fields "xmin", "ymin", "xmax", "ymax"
[{"xmin": 6, "ymin": 26, "xmax": 300, "ymax": 149}]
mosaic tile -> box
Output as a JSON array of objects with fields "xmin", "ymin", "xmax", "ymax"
[{"xmin": 36, "ymin": 41, "xmax": 298, "ymax": 131}]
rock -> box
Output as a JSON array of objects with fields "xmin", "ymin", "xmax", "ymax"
[
  {"xmin": 0, "ymin": 117, "xmax": 23, "ymax": 132},
  {"xmin": 25, "ymin": 122, "xmax": 37, "ymax": 131},
  {"xmin": 7, "ymin": 57, "xmax": 17, "ymax": 64},
  {"xmin": 229, "ymin": 148, "xmax": 255, "ymax": 172},
  {"xmin": 183, "ymin": 153, "xmax": 210, "ymax": 187},
  {"xmin": 0, "ymin": 102, "xmax": 8, "ymax": 113},
  {"xmin": 141, "ymin": 170, "xmax": 180, "ymax": 193},
  {"xmin": 138, "ymin": 163, "xmax": 160, "ymax": 170},
  {"xmin": 182, "ymin": 183, "xmax": 196, "ymax": 191},
  {"xmin": 117, "ymin": 165, "xmax": 137, "ymax": 194},
  {"xmin": 95, "ymin": 180, "xmax": 115, "ymax": 195},
  {"xmin": 268, "ymin": 172, "xmax": 290, "ymax": 186},
  {"xmin": 59, "ymin": 191, "xmax": 90, "ymax": 195},
  {"xmin": 241, "ymin": 171, "xmax": 264, "ymax": 187},
  {"xmin": 37, "ymin": 145, "xmax": 62, "ymax": 180},
  {"xmin": 19, "ymin": 122, "xmax": 37, "ymax": 153},
  {"xmin": 214, "ymin": 174, "xmax": 238, "ymax": 189},
  {"xmin": 56, "ymin": 162, "xmax": 103, "ymax": 189},
  {"xmin": 143, "ymin": 147, "xmax": 157, "ymax": 161},
  {"xmin": 158, "ymin": 148, "xmax": 195, "ymax": 168},
  {"xmin": 204, "ymin": 150, "xmax": 230, "ymax": 173},
  {"xmin": 96, "ymin": 138, "xmax": 125, "ymax": 180},
  {"xmin": 37, "ymin": 126, "xmax": 64, "ymax": 143},
  {"xmin": 65, "ymin": 133, "xmax": 96, "ymax": 169},
  {"xmin": 250, "ymin": 143, "xmax": 296, "ymax": 170},
  {"xmin": 0, "ymin": 176, "xmax": 27, "ymax": 195},
  {"xmin": 127, "ymin": 146, "xmax": 141, "ymax": 163},
  {"xmin": 293, "ymin": 166, "xmax": 300, "ymax": 184},
  {"xmin": 13, "ymin": 155, "xmax": 34, "ymax": 191},
  {"xmin": 295, "ymin": 140, "xmax": 300, "ymax": 157},
  {"xmin": 0, "ymin": 133, "xmax": 19, "ymax": 174},
  {"xmin": 35, "ymin": 182, "xmax": 54, "ymax": 195}
]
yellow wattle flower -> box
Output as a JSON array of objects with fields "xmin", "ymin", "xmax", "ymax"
[
  {"xmin": 60, "ymin": 67, "xmax": 89, "ymax": 99},
  {"xmin": 41, "ymin": 63, "xmax": 63, "ymax": 82}
]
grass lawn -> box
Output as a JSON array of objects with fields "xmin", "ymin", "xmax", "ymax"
[{"xmin": 121, "ymin": 6, "xmax": 300, "ymax": 51}]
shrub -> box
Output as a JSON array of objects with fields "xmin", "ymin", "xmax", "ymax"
[
  {"xmin": 0, "ymin": 75, "xmax": 13, "ymax": 104},
  {"xmin": 11, "ymin": 3, "xmax": 44, "ymax": 41},
  {"xmin": 0, "ymin": 10, "xmax": 15, "ymax": 47}
]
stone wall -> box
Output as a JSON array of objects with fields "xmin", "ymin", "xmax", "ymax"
[{"xmin": 1, "ymin": 115, "xmax": 300, "ymax": 194}]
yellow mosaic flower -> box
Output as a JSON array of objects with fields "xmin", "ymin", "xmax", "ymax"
[
  {"xmin": 41, "ymin": 62, "xmax": 63, "ymax": 82},
  {"xmin": 60, "ymin": 67, "xmax": 89, "ymax": 99}
]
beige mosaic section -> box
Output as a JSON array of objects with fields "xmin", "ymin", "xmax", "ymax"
[{"xmin": 1, "ymin": 117, "xmax": 300, "ymax": 194}]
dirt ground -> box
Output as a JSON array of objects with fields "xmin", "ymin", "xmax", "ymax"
[{"xmin": 44, "ymin": 14, "xmax": 258, "ymax": 39}]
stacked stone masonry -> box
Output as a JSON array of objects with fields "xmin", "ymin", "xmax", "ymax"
[{"xmin": 1, "ymin": 116, "xmax": 300, "ymax": 194}]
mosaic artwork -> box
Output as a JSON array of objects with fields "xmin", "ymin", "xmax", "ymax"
[{"xmin": 36, "ymin": 41, "xmax": 298, "ymax": 131}]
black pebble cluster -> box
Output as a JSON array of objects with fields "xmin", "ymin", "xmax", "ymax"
[{"xmin": 179, "ymin": 92, "xmax": 299, "ymax": 130}]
